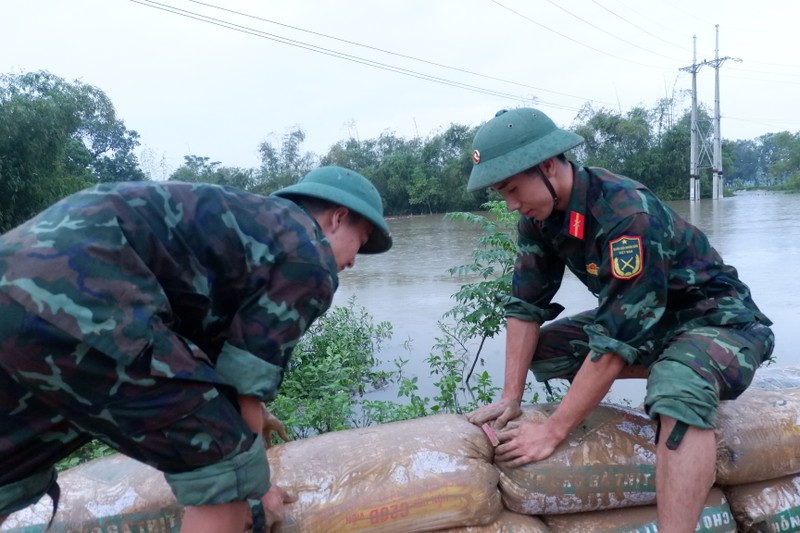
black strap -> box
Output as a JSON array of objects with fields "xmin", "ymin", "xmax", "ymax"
[
  {"xmin": 544, "ymin": 380, "xmax": 554, "ymax": 399},
  {"xmin": 538, "ymin": 173, "xmax": 558, "ymax": 206},
  {"xmin": 248, "ymin": 498, "xmax": 267, "ymax": 533},
  {"xmin": 45, "ymin": 478, "xmax": 60, "ymax": 532},
  {"xmin": 655, "ymin": 418, "xmax": 689, "ymax": 451},
  {"xmin": 665, "ymin": 421, "xmax": 689, "ymax": 450}
]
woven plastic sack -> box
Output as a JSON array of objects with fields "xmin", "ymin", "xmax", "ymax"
[
  {"xmin": 496, "ymin": 403, "xmax": 657, "ymax": 515},
  {"xmin": 723, "ymin": 473, "xmax": 800, "ymax": 532},
  {"xmin": 544, "ymin": 487, "xmax": 734, "ymax": 532},
  {"xmin": 749, "ymin": 366, "xmax": 800, "ymax": 391},
  {"xmin": 1, "ymin": 454, "xmax": 181, "ymax": 532},
  {"xmin": 270, "ymin": 414, "xmax": 501, "ymax": 533},
  {"xmin": 437, "ymin": 510, "xmax": 548, "ymax": 533},
  {"xmin": 716, "ymin": 387, "xmax": 800, "ymax": 485}
]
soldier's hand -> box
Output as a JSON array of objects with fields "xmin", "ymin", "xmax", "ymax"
[
  {"xmin": 465, "ymin": 398, "xmax": 521, "ymax": 430},
  {"xmin": 261, "ymin": 484, "xmax": 296, "ymax": 530},
  {"xmin": 494, "ymin": 419, "xmax": 562, "ymax": 468},
  {"xmin": 262, "ymin": 406, "xmax": 291, "ymax": 448}
]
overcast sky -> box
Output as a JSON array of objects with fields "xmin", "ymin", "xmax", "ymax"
[{"xmin": 3, "ymin": 0, "xmax": 798, "ymax": 178}]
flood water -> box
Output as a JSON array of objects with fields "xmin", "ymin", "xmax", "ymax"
[{"xmin": 335, "ymin": 191, "xmax": 800, "ymax": 407}]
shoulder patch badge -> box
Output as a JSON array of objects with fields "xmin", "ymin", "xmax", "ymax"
[{"xmin": 609, "ymin": 235, "xmax": 643, "ymax": 280}]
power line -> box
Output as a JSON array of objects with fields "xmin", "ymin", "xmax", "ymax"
[
  {"xmin": 131, "ymin": 0, "xmax": 551, "ymax": 105},
  {"xmin": 745, "ymin": 60, "xmax": 800, "ymax": 71},
  {"xmin": 542, "ymin": 0, "xmax": 685, "ymax": 61},
  {"xmin": 187, "ymin": 0, "xmax": 599, "ymax": 104},
  {"xmin": 605, "ymin": 0, "xmax": 688, "ymax": 38},
  {"xmin": 725, "ymin": 115, "xmax": 800, "ymax": 131},
  {"xmin": 725, "ymin": 74, "xmax": 800, "ymax": 87},
  {"xmin": 658, "ymin": 0, "xmax": 713, "ymax": 26},
  {"xmin": 725, "ymin": 65, "xmax": 800, "ymax": 81},
  {"xmin": 589, "ymin": 0, "xmax": 688, "ymax": 52},
  {"xmin": 129, "ymin": 0, "xmax": 589, "ymax": 113},
  {"xmin": 487, "ymin": 0, "xmax": 675, "ymax": 69}
]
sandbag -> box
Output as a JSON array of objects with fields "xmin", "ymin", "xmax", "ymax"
[
  {"xmin": 715, "ymin": 388, "xmax": 800, "ymax": 486},
  {"xmin": 723, "ymin": 473, "xmax": 800, "ymax": 532},
  {"xmin": 749, "ymin": 366, "xmax": 800, "ymax": 391},
  {"xmin": 1, "ymin": 454, "xmax": 181, "ymax": 532},
  {"xmin": 270, "ymin": 414, "xmax": 501, "ymax": 533},
  {"xmin": 543, "ymin": 487, "xmax": 734, "ymax": 533},
  {"xmin": 496, "ymin": 403, "xmax": 657, "ymax": 515},
  {"xmin": 436, "ymin": 510, "xmax": 549, "ymax": 533}
]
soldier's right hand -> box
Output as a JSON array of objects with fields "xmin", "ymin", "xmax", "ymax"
[
  {"xmin": 261, "ymin": 484, "xmax": 296, "ymax": 530},
  {"xmin": 465, "ymin": 397, "xmax": 521, "ymax": 430}
]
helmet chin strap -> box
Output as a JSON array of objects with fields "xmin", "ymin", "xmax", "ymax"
[{"xmin": 538, "ymin": 172, "xmax": 558, "ymax": 207}]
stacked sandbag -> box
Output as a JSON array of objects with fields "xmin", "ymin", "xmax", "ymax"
[
  {"xmin": 270, "ymin": 413, "xmax": 502, "ymax": 533},
  {"xmin": 711, "ymin": 367, "xmax": 800, "ymax": 532},
  {"xmin": 723, "ymin": 473, "xmax": 800, "ymax": 532},
  {"xmin": 543, "ymin": 487, "xmax": 735, "ymax": 533},
  {"xmin": 1, "ymin": 454, "xmax": 182, "ymax": 532},
  {"xmin": 748, "ymin": 366, "xmax": 800, "ymax": 391},
  {"xmin": 715, "ymin": 386, "xmax": 800, "ymax": 486},
  {"xmin": 3, "ymin": 414, "xmax": 500, "ymax": 533},
  {"xmin": 11, "ymin": 365, "xmax": 800, "ymax": 533},
  {"xmin": 436, "ymin": 510, "xmax": 549, "ymax": 532},
  {"xmin": 496, "ymin": 403, "xmax": 657, "ymax": 515}
]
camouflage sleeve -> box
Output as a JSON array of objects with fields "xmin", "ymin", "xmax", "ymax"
[
  {"xmin": 214, "ymin": 260, "xmax": 335, "ymax": 402},
  {"xmin": 504, "ymin": 217, "xmax": 566, "ymax": 323},
  {"xmin": 584, "ymin": 211, "xmax": 669, "ymax": 364}
]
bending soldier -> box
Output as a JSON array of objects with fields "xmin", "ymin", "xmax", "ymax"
[{"xmin": 0, "ymin": 166, "xmax": 392, "ymax": 532}]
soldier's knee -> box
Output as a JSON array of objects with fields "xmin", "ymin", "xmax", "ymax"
[{"xmin": 646, "ymin": 360, "xmax": 718, "ymax": 430}]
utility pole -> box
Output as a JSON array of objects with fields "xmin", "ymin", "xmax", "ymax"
[
  {"xmin": 709, "ymin": 25, "xmax": 742, "ymax": 199},
  {"xmin": 680, "ymin": 37, "xmax": 705, "ymax": 202},
  {"xmin": 679, "ymin": 27, "xmax": 740, "ymax": 201}
]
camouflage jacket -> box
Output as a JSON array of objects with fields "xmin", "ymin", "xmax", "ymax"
[
  {"xmin": 0, "ymin": 182, "xmax": 338, "ymax": 402},
  {"xmin": 503, "ymin": 164, "xmax": 771, "ymax": 364}
]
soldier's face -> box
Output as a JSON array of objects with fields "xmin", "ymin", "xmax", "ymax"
[
  {"xmin": 326, "ymin": 214, "xmax": 373, "ymax": 271},
  {"xmin": 492, "ymin": 170, "xmax": 555, "ymax": 219}
]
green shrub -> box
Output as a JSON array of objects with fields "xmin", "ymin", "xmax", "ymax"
[{"xmin": 270, "ymin": 296, "xmax": 393, "ymax": 439}]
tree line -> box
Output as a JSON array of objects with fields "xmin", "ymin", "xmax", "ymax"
[{"xmin": 2, "ymin": 70, "xmax": 799, "ymax": 233}]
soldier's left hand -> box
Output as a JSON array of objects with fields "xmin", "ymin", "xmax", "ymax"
[
  {"xmin": 262, "ymin": 405, "xmax": 291, "ymax": 448},
  {"xmin": 493, "ymin": 419, "xmax": 562, "ymax": 468}
]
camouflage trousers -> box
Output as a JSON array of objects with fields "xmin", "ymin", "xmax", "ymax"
[
  {"xmin": 530, "ymin": 309, "xmax": 775, "ymax": 430},
  {"xmin": 0, "ymin": 292, "xmax": 268, "ymax": 516}
]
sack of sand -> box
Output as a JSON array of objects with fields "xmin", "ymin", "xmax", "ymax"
[
  {"xmin": 0, "ymin": 454, "xmax": 182, "ymax": 532},
  {"xmin": 749, "ymin": 366, "xmax": 800, "ymax": 391},
  {"xmin": 437, "ymin": 510, "xmax": 549, "ymax": 533},
  {"xmin": 543, "ymin": 487, "xmax": 735, "ymax": 533},
  {"xmin": 715, "ymin": 387, "xmax": 800, "ymax": 486},
  {"xmin": 496, "ymin": 403, "xmax": 657, "ymax": 515},
  {"xmin": 270, "ymin": 413, "xmax": 502, "ymax": 533},
  {"xmin": 723, "ymin": 472, "xmax": 800, "ymax": 532}
]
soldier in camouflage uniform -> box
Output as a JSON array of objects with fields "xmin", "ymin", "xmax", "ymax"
[
  {"xmin": 0, "ymin": 166, "xmax": 392, "ymax": 533},
  {"xmin": 464, "ymin": 108, "xmax": 774, "ymax": 533}
]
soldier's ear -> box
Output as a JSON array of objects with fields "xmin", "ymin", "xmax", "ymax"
[
  {"xmin": 330, "ymin": 206, "xmax": 350, "ymax": 231},
  {"xmin": 315, "ymin": 206, "xmax": 350, "ymax": 234},
  {"xmin": 538, "ymin": 158, "xmax": 556, "ymax": 178}
]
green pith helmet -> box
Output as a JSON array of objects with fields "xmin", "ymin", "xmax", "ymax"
[
  {"xmin": 467, "ymin": 108, "xmax": 585, "ymax": 192},
  {"xmin": 272, "ymin": 166, "xmax": 392, "ymax": 254}
]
